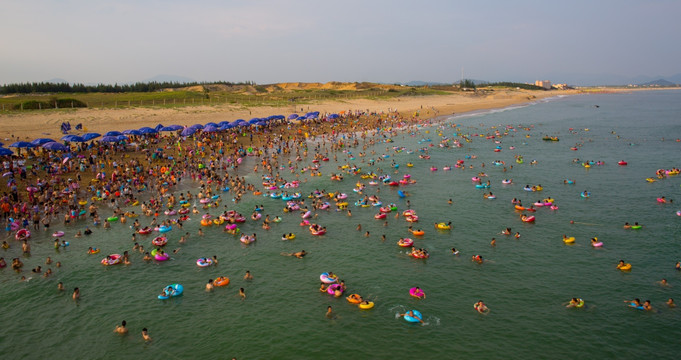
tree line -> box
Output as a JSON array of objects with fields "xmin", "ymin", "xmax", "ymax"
[{"xmin": 0, "ymin": 81, "xmax": 255, "ymax": 94}]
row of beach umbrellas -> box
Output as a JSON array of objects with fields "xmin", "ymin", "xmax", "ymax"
[{"xmin": 0, "ymin": 113, "xmax": 331, "ymax": 156}]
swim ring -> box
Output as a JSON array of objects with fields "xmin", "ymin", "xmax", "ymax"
[
  {"xmin": 152, "ymin": 236, "xmax": 167, "ymax": 247},
  {"xmin": 101, "ymin": 254, "xmax": 122, "ymax": 266},
  {"xmin": 158, "ymin": 284, "xmax": 183, "ymax": 300},
  {"xmin": 320, "ymin": 272, "xmax": 338, "ymax": 284},
  {"xmin": 359, "ymin": 301, "xmax": 375, "ymax": 310},
  {"xmin": 403, "ymin": 310, "xmax": 423, "ymax": 323},
  {"xmin": 196, "ymin": 258, "xmax": 213, "ymax": 267},
  {"xmin": 397, "ymin": 238, "xmax": 414, "ymax": 247},
  {"xmin": 214, "ymin": 277, "xmax": 230, "ymax": 287},
  {"xmin": 409, "ymin": 287, "xmax": 425, "ymax": 299}
]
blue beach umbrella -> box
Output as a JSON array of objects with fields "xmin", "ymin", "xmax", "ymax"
[
  {"xmin": 204, "ymin": 122, "xmax": 218, "ymax": 127},
  {"xmin": 288, "ymin": 114, "xmax": 298, "ymax": 120},
  {"xmin": 81, "ymin": 133, "xmax": 101, "ymax": 141},
  {"xmin": 138, "ymin": 127, "xmax": 157, "ymax": 135},
  {"xmin": 31, "ymin": 138, "xmax": 56, "ymax": 146},
  {"xmin": 61, "ymin": 135, "xmax": 85, "ymax": 142},
  {"xmin": 122, "ymin": 129, "xmax": 143, "ymax": 136},
  {"xmin": 190, "ymin": 124, "xmax": 204, "ymax": 129},
  {"xmin": 99, "ymin": 136, "xmax": 121, "ymax": 143},
  {"xmin": 42, "ymin": 142, "xmax": 69, "ymax": 151},
  {"xmin": 116, "ymin": 135, "xmax": 129, "ymax": 141},
  {"xmin": 0, "ymin": 148, "xmax": 13, "ymax": 156},
  {"xmin": 9, "ymin": 141, "xmax": 35, "ymax": 148},
  {"xmin": 181, "ymin": 127, "xmax": 197, "ymax": 137},
  {"xmin": 203, "ymin": 124, "xmax": 219, "ymax": 132},
  {"xmin": 328, "ymin": 114, "xmax": 339, "ymax": 119},
  {"xmin": 105, "ymin": 131, "xmax": 122, "ymax": 136},
  {"xmin": 154, "ymin": 124, "xmax": 165, "ymax": 131},
  {"xmin": 160, "ymin": 125, "xmax": 182, "ymax": 132}
]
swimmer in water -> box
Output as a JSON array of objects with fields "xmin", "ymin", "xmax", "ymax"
[
  {"xmin": 399, "ymin": 310, "xmax": 425, "ymax": 324},
  {"xmin": 474, "ymin": 300, "xmax": 490, "ymax": 314},
  {"xmin": 114, "ymin": 320, "xmax": 128, "ymax": 335},
  {"xmin": 326, "ymin": 306, "xmax": 335, "ymax": 319},
  {"xmin": 142, "ymin": 328, "xmax": 152, "ymax": 342}
]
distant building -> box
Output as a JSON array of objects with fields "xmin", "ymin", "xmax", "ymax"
[
  {"xmin": 535, "ymin": 80, "xmax": 552, "ymax": 90},
  {"xmin": 552, "ymin": 83, "xmax": 570, "ymax": 90}
]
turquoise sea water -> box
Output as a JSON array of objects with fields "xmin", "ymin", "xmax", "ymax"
[{"xmin": 1, "ymin": 90, "xmax": 680, "ymax": 359}]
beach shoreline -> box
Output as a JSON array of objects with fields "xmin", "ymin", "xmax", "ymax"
[{"xmin": 0, "ymin": 89, "xmax": 582, "ymax": 140}]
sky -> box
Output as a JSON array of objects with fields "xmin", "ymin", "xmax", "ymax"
[{"xmin": 1, "ymin": 0, "xmax": 680, "ymax": 86}]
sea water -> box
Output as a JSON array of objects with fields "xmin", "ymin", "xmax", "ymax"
[{"xmin": 1, "ymin": 90, "xmax": 680, "ymax": 359}]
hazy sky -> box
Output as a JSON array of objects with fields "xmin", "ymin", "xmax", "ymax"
[{"xmin": 2, "ymin": 0, "xmax": 679, "ymax": 85}]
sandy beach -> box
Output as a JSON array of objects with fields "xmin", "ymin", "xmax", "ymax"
[{"xmin": 0, "ymin": 89, "xmax": 578, "ymax": 140}]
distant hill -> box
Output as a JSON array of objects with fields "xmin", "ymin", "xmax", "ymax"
[
  {"xmin": 403, "ymin": 81, "xmax": 449, "ymax": 86},
  {"xmin": 46, "ymin": 78, "xmax": 69, "ymax": 84},
  {"xmin": 638, "ymin": 78, "xmax": 677, "ymax": 87},
  {"xmin": 142, "ymin": 74, "xmax": 196, "ymax": 84}
]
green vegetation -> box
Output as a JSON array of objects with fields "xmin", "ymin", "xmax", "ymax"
[
  {"xmin": 0, "ymin": 85, "xmax": 456, "ymax": 112},
  {"xmin": 460, "ymin": 79, "xmax": 477, "ymax": 89},
  {"xmin": 485, "ymin": 82, "xmax": 545, "ymax": 90},
  {"xmin": 0, "ymin": 80, "xmax": 253, "ymax": 94}
]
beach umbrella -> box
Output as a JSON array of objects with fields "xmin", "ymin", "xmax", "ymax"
[
  {"xmin": 9, "ymin": 141, "xmax": 35, "ymax": 148},
  {"xmin": 203, "ymin": 124, "xmax": 219, "ymax": 132},
  {"xmin": 328, "ymin": 114, "xmax": 339, "ymax": 119},
  {"xmin": 99, "ymin": 136, "xmax": 120, "ymax": 143},
  {"xmin": 31, "ymin": 138, "xmax": 56, "ymax": 146},
  {"xmin": 248, "ymin": 118, "xmax": 261, "ymax": 124},
  {"xmin": 41, "ymin": 142, "xmax": 69, "ymax": 151},
  {"xmin": 190, "ymin": 124, "xmax": 204, "ymax": 129},
  {"xmin": 181, "ymin": 127, "xmax": 197, "ymax": 137},
  {"xmin": 0, "ymin": 148, "xmax": 13, "ymax": 156},
  {"xmin": 288, "ymin": 114, "xmax": 298, "ymax": 120},
  {"xmin": 116, "ymin": 135, "xmax": 129, "ymax": 141},
  {"xmin": 218, "ymin": 124, "xmax": 233, "ymax": 131},
  {"xmin": 138, "ymin": 127, "xmax": 157, "ymax": 134},
  {"xmin": 154, "ymin": 124, "xmax": 165, "ymax": 131},
  {"xmin": 204, "ymin": 122, "xmax": 218, "ymax": 127},
  {"xmin": 122, "ymin": 129, "xmax": 143, "ymax": 135},
  {"xmin": 61, "ymin": 135, "xmax": 85, "ymax": 142},
  {"xmin": 105, "ymin": 131, "xmax": 122, "ymax": 136},
  {"xmin": 160, "ymin": 125, "xmax": 182, "ymax": 132},
  {"xmin": 81, "ymin": 133, "xmax": 101, "ymax": 141},
  {"xmin": 0, "ymin": 142, "xmax": 3, "ymax": 146},
  {"xmin": 218, "ymin": 121, "xmax": 230, "ymax": 127}
]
